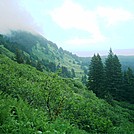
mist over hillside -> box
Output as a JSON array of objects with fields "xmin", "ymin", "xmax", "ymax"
[
  {"xmin": 1, "ymin": 30, "xmax": 134, "ymax": 75},
  {"xmin": 0, "ymin": 0, "xmax": 134, "ymax": 57},
  {"xmin": 0, "ymin": 0, "xmax": 39, "ymax": 34}
]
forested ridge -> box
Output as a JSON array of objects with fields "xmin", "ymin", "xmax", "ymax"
[
  {"xmin": 0, "ymin": 31, "xmax": 86, "ymax": 79},
  {"xmin": 0, "ymin": 31, "xmax": 134, "ymax": 133},
  {"xmin": 1, "ymin": 31, "xmax": 134, "ymax": 79}
]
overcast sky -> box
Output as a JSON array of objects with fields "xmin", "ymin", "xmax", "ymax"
[{"xmin": 0, "ymin": 0, "xmax": 134, "ymax": 56}]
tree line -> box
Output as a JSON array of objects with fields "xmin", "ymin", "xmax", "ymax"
[
  {"xmin": 15, "ymin": 48, "xmax": 76, "ymax": 78},
  {"xmin": 87, "ymin": 49, "xmax": 134, "ymax": 104},
  {"xmin": 0, "ymin": 34, "xmax": 76, "ymax": 79}
]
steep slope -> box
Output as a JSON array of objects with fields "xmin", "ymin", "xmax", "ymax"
[
  {"xmin": 1, "ymin": 31, "xmax": 133, "ymax": 79},
  {"xmin": 3, "ymin": 31, "xmax": 87, "ymax": 78},
  {"xmin": 0, "ymin": 45, "xmax": 15, "ymax": 58},
  {"xmin": 0, "ymin": 54, "xmax": 134, "ymax": 133}
]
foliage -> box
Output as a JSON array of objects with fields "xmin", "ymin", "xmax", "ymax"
[
  {"xmin": 0, "ymin": 92, "xmax": 88, "ymax": 134},
  {"xmin": 0, "ymin": 45, "xmax": 15, "ymax": 59},
  {"xmin": 2, "ymin": 31, "xmax": 85, "ymax": 78},
  {"xmin": 105, "ymin": 49, "xmax": 122, "ymax": 100},
  {"xmin": 88, "ymin": 54, "xmax": 105, "ymax": 98},
  {"xmin": 0, "ymin": 52, "xmax": 134, "ymax": 133},
  {"xmin": 122, "ymin": 67, "xmax": 134, "ymax": 103},
  {"xmin": 87, "ymin": 49, "xmax": 134, "ymax": 104}
]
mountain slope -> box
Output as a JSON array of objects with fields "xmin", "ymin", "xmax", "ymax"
[
  {"xmin": 1, "ymin": 30, "xmax": 134, "ymax": 79},
  {"xmin": 0, "ymin": 30, "xmax": 134, "ymax": 133},
  {"xmin": 4, "ymin": 31, "xmax": 87, "ymax": 78},
  {"xmin": 0, "ymin": 54, "xmax": 134, "ymax": 133}
]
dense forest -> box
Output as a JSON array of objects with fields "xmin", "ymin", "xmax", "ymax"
[
  {"xmin": 0, "ymin": 31, "xmax": 134, "ymax": 133},
  {"xmin": 88, "ymin": 49, "xmax": 134, "ymax": 104}
]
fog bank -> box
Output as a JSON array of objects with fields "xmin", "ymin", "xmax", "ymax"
[{"xmin": 0, "ymin": 0, "xmax": 37, "ymax": 34}]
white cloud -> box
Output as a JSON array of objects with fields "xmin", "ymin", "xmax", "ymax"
[
  {"xmin": 97, "ymin": 6, "xmax": 134, "ymax": 26},
  {"xmin": 50, "ymin": 0, "xmax": 106, "ymax": 44},
  {"xmin": 0, "ymin": 0, "xmax": 37, "ymax": 34},
  {"xmin": 65, "ymin": 35, "xmax": 106, "ymax": 45},
  {"xmin": 50, "ymin": 0, "xmax": 134, "ymax": 46}
]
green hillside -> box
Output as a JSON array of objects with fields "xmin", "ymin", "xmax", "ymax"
[
  {"xmin": 0, "ymin": 45, "xmax": 15, "ymax": 58},
  {"xmin": 0, "ymin": 54, "xmax": 134, "ymax": 133},
  {"xmin": 3, "ymin": 31, "xmax": 86, "ymax": 78}
]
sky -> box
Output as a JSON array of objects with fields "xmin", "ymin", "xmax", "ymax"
[{"xmin": 0, "ymin": 0, "xmax": 134, "ymax": 56}]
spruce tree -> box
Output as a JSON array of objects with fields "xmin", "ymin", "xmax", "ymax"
[
  {"xmin": 88, "ymin": 54, "xmax": 105, "ymax": 98},
  {"xmin": 105, "ymin": 49, "xmax": 122, "ymax": 100}
]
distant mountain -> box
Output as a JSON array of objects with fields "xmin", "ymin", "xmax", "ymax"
[
  {"xmin": 118, "ymin": 56, "xmax": 134, "ymax": 71},
  {"xmin": 0, "ymin": 31, "xmax": 89, "ymax": 79},
  {"xmin": 101, "ymin": 56, "xmax": 134, "ymax": 71},
  {"xmin": 0, "ymin": 30, "xmax": 133, "ymax": 80}
]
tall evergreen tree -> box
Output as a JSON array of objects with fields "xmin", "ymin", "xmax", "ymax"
[
  {"xmin": 88, "ymin": 54, "xmax": 105, "ymax": 98},
  {"xmin": 105, "ymin": 49, "xmax": 122, "ymax": 100}
]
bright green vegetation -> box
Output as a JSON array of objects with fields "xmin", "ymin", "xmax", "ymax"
[
  {"xmin": 0, "ymin": 45, "xmax": 15, "ymax": 58},
  {"xmin": 0, "ymin": 31, "xmax": 134, "ymax": 133},
  {"xmin": 0, "ymin": 54, "xmax": 134, "ymax": 133}
]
